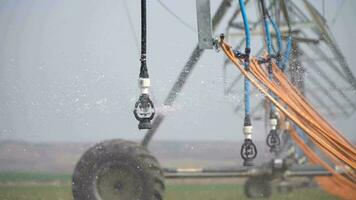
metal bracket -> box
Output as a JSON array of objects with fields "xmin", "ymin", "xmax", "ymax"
[{"xmin": 196, "ymin": 0, "xmax": 214, "ymax": 49}]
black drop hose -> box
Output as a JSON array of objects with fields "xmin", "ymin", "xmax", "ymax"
[{"xmin": 140, "ymin": 0, "xmax": 149, "ymax": 78}]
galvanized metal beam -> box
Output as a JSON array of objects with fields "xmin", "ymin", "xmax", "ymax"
[
  {"xmin": 305, "ymin": 72, "xmax": 349, "ymax": 117},
  {"xmin": 301, "ymin": 50, "xmax": 353, "ymax": 116},
  {"xmin": 163, "ymin": 164, "xmax": 334, "ymax": 179},
  {"xmin": 196, "ymin": 0, "xmax": 214, "ymax": 49},
  {"xmin": 303, "ymin": 0, "xmax": 356, "ymax": 91}
]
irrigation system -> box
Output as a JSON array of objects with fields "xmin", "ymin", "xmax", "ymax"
[{"xmin": 72, "ymin": 1, "xmax": 356, "ymax": 199}]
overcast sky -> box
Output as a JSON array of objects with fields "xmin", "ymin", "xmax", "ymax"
[{"xmin": 0, "ymin": 0, "xmax": 355, "ymax": 143}]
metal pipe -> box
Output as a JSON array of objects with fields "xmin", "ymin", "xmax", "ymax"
[{"xmin": 163, "ymin": 165, "xmax": 334, "ymax": 179}]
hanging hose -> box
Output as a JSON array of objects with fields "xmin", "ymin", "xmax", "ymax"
[
  {"xmin": 258, "ymin": 0, "xmax": 291, "ymax": 71},
  {"xmin": 133, "ymin": 0, "xmax": 155, "ymax": 130},
  {"xmin": 281, "ymin": 36, "xmax": 292, "ymax": 71},
  {"xmin": 278, "ymin": 0, "xmax": 307, "ymax": 161},
  {"xmin": 140, "ymin": 0, "xmax": 148, "ymax": 79},
  {"xmin": 279, "ymin": 0, "xmax": 293, "ymax": 71},
  {"xmin": 237, "ymin": 0, "xmax": 257, "ymax": 166},
  {"xmin": 266, "ymin": 12, "xmax": 282, "ymax": 60},
  {"xmin": 260, "ymin": 0, "xmax": 273, "ymax": 56},
  {"xmin": 259, "ymin": 0, "xmax": 281, "ymax": 153}
]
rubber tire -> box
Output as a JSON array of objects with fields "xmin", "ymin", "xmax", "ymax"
[
  {"xmin": 244, "ymin": 177, "xmax": 272, "ymax": 199},
  {"xmin": 72, "ymin": 139, "xmax": 165, "ymax": 200}
]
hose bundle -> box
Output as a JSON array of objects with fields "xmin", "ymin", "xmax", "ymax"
[
  {"xmin": 290, "ymin": 127, "xmax": 356, "ymax": 200},
  {"xmin": 220, "ymin": 38, "xmax": 356, "ymax": 199}
]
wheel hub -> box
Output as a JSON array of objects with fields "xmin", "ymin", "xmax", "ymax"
[{"xmin": 94, "ymin": 163, "xmax": 143, "ymax": 200}]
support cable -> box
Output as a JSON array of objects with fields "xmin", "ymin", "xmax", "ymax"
[
  {"xmin": 156, "ymin": 0, "xmax": 197, "ymax": 33},
  {"xmin": 122, "ymin": 0, "xmax": 139, "ymax": 53}
]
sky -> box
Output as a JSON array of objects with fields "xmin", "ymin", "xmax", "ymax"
[{"xmin": 0, "ymin": 0, "xmax": 355, "ymax": 143}]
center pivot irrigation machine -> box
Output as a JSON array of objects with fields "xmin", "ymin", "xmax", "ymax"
[{"xmin": 72, "ymin": 0, "xmax": 356, "ymax": 199}]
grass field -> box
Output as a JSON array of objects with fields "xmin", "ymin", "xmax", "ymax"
[{"xmin": 0, "ymin": 172, "xmax": 339, "ymax": 200}]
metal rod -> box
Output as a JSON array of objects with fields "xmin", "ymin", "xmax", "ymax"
[
  {"xmin": 303, "ymin": 61, "xmax": 350, "ymax": 116},
  {"xmin": 306, "ymin": 41, "xmax": 348, "ymax": 82},
  {"xmin": 300, "ymin": 48, "xmax": 356, "ymax": 110},
  {"xmin": 305, "ymin": 82, "xmax": 336, "ymax": 117},
  {"xmin": 163, "ymin": 165, "xmax": 334, "ymax": 179},
  {"xmin": 303, "ymin": 0, "xmax": 356, "ymax": 91},
  {"xmin": 225, "ymin": 73, "xmax": 243, "ymax": 95}
]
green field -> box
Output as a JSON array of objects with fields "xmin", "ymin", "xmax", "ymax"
[{"xmin": 0, "ymin": 172, "xmax": 338, "ymax": 200}]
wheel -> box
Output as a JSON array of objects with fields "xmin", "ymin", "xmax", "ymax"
[
  {"xmin": 72, "ymin": 139, "xmax": 165, "ymax": 200},
  {"xmin": 244, "ymin": 177, "xmax": 272, "ymax": 198}
]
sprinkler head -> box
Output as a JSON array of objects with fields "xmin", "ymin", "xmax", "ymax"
[
  {"xmin": 266, "ymin": 129, "xmax": 281, "ymax": 153},
  {"xmin": 241, "ymin": 138, "xmax": 257, "ymax": 166},
  {"xmin": 133, "ymin": 94, "xmax": 155, "ymax": 130}
]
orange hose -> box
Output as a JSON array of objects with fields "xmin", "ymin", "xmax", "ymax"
[
  {"xmin": 220, "ymin": 40, "xmax": 356, "ymax": 169},
  {"xmin": 220, "ymin": 39, "xmax": 356, "ymax": 199},
  {"xmin": 290, "ymin": 127, "xmax": 356, "ymax": 200}
]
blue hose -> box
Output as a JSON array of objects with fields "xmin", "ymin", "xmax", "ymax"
[
  {"xmin": 263, "ymin": 18, "xmax": 273, "ymax": 55},
  {"xmin": 269, "ymin": 18, "xmax": 282, "ymax": 58},
  {"xmin": 281, "ymin": 36, "xmax": 292, "ymax": 71},
  {"xmin": 239, "ymin": 0, "xmax": 251, "ymax": 116},
  {"xmin": 239, "ymin": 0, "xmax": 250, "ymax": 49},
  {"xmin": 260, "ymin": 0, "xmax": 276, "ymax": 113},
  {"xmin": 267, "ymin": 12, "xmax": 290, "ymax": 71}
]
